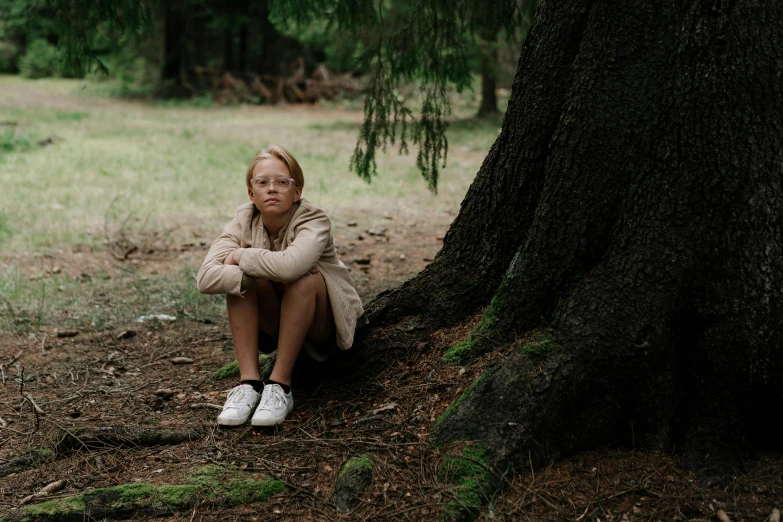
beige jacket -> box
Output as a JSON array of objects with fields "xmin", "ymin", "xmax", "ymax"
[{"xmin": 196, "ymin": 198, "xmax": 364, "ymax": 350}]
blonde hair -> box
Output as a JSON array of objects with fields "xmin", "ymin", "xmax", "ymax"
[{"xmin": 245, "ymin": 145, "xmax": 304, "ymax": 190}]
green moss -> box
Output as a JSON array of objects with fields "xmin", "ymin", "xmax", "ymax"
[
  {"xmin": 442, "ymin": 337, "xmax": 475, "ymax": 365},
  {"xmin": 87, "ymin": 483, "xmax": 199, "ymax": 508},
  {"xmin": 519, "ymin": 331, "xmax": 560, "ymax": 357},
  {"xmin": 438, "ymin": 445, "xmax": 491, "ymax": 520},
  {"xmin": 434, "ymin": 373, "xmax": 485, "ymax": 429},
  {"xmin": 187, "ymin": 464, "xmax": 286, "ymax": 506},
  {"xmin": 212, "ymin": 359, "xmax": 240, "ymax": 380},
  {"xmin": 223, "ymin": 478, "xmax": 286, "ymax": 506},
  {"xmin": 477, "ymin": 277, "xmax": 509, "ymax": 333},
  {"xmin": 339, "ymin": 455, "xmax": 373, "ymax": 478},
  {"xmin": 20, "ymin": 496, "xmax": 85, "ymax": 517},
  {"xmin": 212, "ymin": 354, "xmax": 275, "ymax": 380}
]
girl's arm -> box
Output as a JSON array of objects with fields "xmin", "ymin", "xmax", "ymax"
[
  {"xmin": 238, "ymin": 212, "xmax": 331, "ymax": 283},
  {"xmin": 196, "ymin": 218, "xmax": 251, "ymax": 295}
]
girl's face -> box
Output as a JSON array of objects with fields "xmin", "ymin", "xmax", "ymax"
[{"xmin": 248, "ymin": 157, "xmax": 302, "ymax": 217}]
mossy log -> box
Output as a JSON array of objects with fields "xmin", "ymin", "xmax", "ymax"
[{"xmin": 4, "ymin": 465, "xmax": 285, "ymax": 521}]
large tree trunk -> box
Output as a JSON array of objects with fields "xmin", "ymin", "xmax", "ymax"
[{"xmin": 359, "ymin": 0, "xmax": 783, "ymax": 487}]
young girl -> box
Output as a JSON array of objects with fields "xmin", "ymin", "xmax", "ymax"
[{"xmin": 197, "ymin": 145, "xmax": 364, "ymax": 426}]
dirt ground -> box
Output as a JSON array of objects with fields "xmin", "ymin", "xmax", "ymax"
[{"xmin": 1, "ymin": 207, "xmax": 782, "ymax": 522}]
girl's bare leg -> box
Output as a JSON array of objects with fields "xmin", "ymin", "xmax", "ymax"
[
  {"xmin": 268, "ymin": 271, "xmax": 334, "ymax": 386},
  {"xmin": 226, "ymin": 281, "xmax": 280, "ymax": 382}
]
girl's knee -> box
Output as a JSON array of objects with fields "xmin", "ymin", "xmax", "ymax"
[{"xmin": 288, "ymin": 272, "xmax": 321, "ymax": 295}]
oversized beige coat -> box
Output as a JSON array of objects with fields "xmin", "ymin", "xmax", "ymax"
[{"xmin": 196, "ymin": 198, "xmax": 364, "ymax": 350}]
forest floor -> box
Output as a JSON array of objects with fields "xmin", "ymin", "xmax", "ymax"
[
  {"xmin": 1, "ymin": 226, "xmax": 781, "ymax": 522},
  {"xmin": 1, "ymin": 77, "xmax": 782, "ymax": 521}
]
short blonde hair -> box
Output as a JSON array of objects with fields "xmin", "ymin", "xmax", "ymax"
[{"xmin": 245, "ymin": 145, "xmax": 304, "ymax": 190}]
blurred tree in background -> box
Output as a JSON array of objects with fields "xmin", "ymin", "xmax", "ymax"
[{"xmin": 0, "ymin": 0, "xmax": 523, "ymax": 133}]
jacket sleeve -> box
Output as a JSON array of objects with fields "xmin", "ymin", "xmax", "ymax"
[
  {"xmin": 238, "ymin": 212, "xmax": 330, "ymax": 283},
  {"xmin": 196, "ymin": 217, "xmax": 248, "ymax": 296}
]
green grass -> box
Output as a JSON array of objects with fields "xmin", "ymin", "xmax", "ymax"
[
  {"xmin": 0, "ymin": 263, "xmax": 224, "ymax": 332},
  {"xmin": 0, "ymin": 75, "xmax": 491, "ymax": 253},
  {"xmin": 0, "ymin": 74, "xmax": 499, "ymax": 333}
]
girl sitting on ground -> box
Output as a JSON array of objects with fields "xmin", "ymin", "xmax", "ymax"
[{"xmin": 197, "ymin": 145, "xmax": 364, "ymax": 426}]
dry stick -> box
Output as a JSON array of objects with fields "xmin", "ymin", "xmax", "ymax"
[
  {"xmin": 19, "ymin": 479, "xmax": 66, "ymax": 506},
  {"xmin": 17, "ymin": 368, "xmax": 41, "ymax": 436},
  {"xmin": 39, "ymin": 333, "xmax": 47, "ymax": 354}
]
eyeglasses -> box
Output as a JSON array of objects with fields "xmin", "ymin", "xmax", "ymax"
[{"xmin": 251, "ymin": 177, "xmax": 296, "ymax": 192}]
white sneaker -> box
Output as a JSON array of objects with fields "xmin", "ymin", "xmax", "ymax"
[
  {"xmin": 217, "ymin": 384, "xmax": 262, "ymax": 426},
  {"xmin": 251, "ymin": 384, "xmax": 293, "ymax": 426}
]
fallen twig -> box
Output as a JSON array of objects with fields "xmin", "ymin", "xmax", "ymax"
[
  {"xmin": 190, "ymin": 403, "xmax": 222, "ymax": 410},
  {"xmin": 19, "ymin": 479, "xmax": 66, "ymax": 505}
]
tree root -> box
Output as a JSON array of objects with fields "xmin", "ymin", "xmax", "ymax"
[{"xmin": 55, "ymin": 426, "xmax": 204, "ymax": 455}]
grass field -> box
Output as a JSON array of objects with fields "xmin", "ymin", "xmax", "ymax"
[{"xmin": 0, "ymin": 75, "xmax": 500, "ymax": 332}]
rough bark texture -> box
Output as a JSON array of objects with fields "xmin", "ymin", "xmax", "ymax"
[
  {"xmin": 355, "ymin": 1, "xmax": 598, "ymax": 366},
  {"xmin": 428, "ymin": 0, "xmax": 783, "ymax": 486}
]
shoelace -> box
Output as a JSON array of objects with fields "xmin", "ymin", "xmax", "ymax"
[
  {"xmin": 223, "ymin": 387, "xmax": 248, "ymax": 410},
  {"xmin": 258, "ymin": 387, "xmax": 282, "ymax": 411}
]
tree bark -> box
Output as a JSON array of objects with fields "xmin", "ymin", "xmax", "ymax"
[{"xmin": 359, "ymin": 0, "xmax": 783, "ymax": 487}]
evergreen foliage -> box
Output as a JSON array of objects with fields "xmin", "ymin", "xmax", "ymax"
[
  {"xmin": 271, "ymin": 0, "xmax": 529, "ymax": 190},
  {"xmin": 41, "ymin": 0, "xmax": 152, "ymax": 75},
  {"xmin": 18, "ymin": 39, "xmax": 60, "ymax": 77}
]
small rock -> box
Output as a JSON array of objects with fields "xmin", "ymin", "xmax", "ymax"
[
  {"xmin": 353, "ymin": 257, "xmax": 371, "ymax": 265},
  {"xmin": 56, "ymin": 329, "xmax": 79, "ymax": 338},
  {"xmin": 171, "ymin": 357, "xmax": 194, "ymax": 364},
  {"xmin": 347, "ymin": 221, "xmax": 357, "ymax": 227},
  {"xmin": 52, "ymin": 266, "xmax": 61, "ymax": 274},
  {"xmin": 357, "ymin": 234, "xmax": 365, "ymax": 240},
  {"xmin": 399, "ymin": 254, "xmax": 406, "ymax": 260},
  {"xmin": 632, "ymin": 506, "xmax": 642, "ymax": 514}
]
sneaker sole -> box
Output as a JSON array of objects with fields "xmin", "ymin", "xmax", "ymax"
[
  {"xmin": 250, "ymin": 406, "xmax": 293, "ymax": 427},
  {"xmin": 218, "ymin": 415, "xmax": 251, "ymax": 426}
]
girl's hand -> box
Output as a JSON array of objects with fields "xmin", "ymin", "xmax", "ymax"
[{"xmin": 224, "ymin": 248, "xmax": 243, "ymax": 265}]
